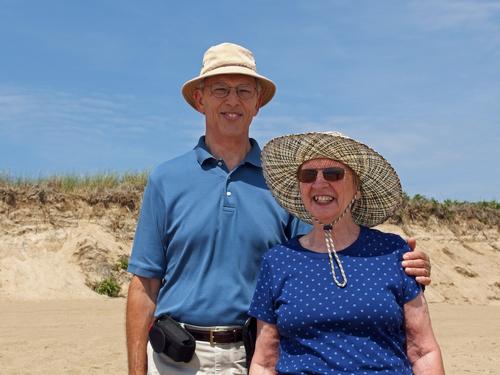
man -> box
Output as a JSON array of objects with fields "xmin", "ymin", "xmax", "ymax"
[{"xmin": 126, "ymin": 42, "xmax": 431, "ymax": 375}]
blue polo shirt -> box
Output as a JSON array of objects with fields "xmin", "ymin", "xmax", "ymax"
[{"xmin": 128, "ymin": 136, "xmax": 309, "ymax": 326}]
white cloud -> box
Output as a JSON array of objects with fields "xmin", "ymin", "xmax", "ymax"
[
  {"xmin": 0, "ymin": 86, "xmax": 203, "ymax": 176},
  {"xmin": 411, "ymin": 0, "xmax": 500, "ymax": 31},
  {"xmin": 0, "ymin": 87, "xmax": 171, "ymax": 138},
  {"xmin": 252, "ymin": 113, "xmax": 430, "ymax": 158}
]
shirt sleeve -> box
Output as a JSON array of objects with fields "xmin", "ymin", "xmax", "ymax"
[
  {"xmin": 127, "ymin": 176, "xmax": 168, "ymax": 279},
  {"xmin": 248, "ymin": 255, "xmax": 277, "ymax": 324}
]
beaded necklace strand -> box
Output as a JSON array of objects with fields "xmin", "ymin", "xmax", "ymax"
[{"xmin": 314, "ymin": 195, "xmax": 357, "ymax": 288}]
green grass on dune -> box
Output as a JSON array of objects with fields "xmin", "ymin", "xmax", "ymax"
[
  {"xmin": 1, "ymin": 171, "xmax": 498, "ymax": 226},
  {"xmin": 390, "ymin": 193, "xmax": 499, "ymax": 226},
  {"xmin": 0, "ymin": 171, "xmax": 149, "ymax": 193}
]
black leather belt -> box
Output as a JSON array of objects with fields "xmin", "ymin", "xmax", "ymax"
[{"xmin": 184, "ymin": 326, "xmax": 243, "ymax": 344}]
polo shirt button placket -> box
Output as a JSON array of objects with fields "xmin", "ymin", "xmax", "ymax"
[
  {"xmin": 226, "ymin": 173, "xmax": 232, "ymax": 198},
  {"xmin": 224, "ymin": 173, "xmax": 235, "ymax": 208}
]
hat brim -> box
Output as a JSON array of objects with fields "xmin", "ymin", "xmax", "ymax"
[
  {"xmin": 182, "ymin": 65, "xmax": 276, "ymax": 110},
  {"xmin": 261, "ymin": 132, "xmax": 403, "ymax": 227}
]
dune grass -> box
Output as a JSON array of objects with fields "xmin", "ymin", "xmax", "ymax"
[
  {"xmin": 1, "ymin": 171, "xmax": 498, "ymax": 226},
  {"xmin": 0, "ymin": 171, "xmax": 148, "ymax": 193},
  {"xmin": 91, "ymin": 276, "xmax": 122, "ymax": 298},
  {"xmin": 391, "ymin": 193, "xmax": 499, "ymax": 227}
]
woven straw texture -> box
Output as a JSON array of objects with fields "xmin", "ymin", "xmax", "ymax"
[{"xmin": 261, "ymin": 132, "xmax": 402, "ymax": 227}]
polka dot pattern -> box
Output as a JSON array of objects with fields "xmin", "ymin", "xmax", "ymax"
[{"xmin": 248, "ymin": 226, "xmax": 421, "ymax": 374}]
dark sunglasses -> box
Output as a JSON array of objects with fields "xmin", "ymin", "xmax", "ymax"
[{"xmin": 297, "ymin": 167, "xmax": 345, "ymax": 183}]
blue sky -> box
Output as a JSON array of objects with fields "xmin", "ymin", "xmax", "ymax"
[{"xmin": 1, "ymin": 0, "xmax": 499, "ymax": 201}]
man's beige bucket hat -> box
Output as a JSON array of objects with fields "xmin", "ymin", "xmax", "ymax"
[{"xmin": 182, "ymin": 42, "xmax": 276, "ymax": 109}]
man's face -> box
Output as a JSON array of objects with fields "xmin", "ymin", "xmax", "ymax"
[{"xmin": 193, "ymin": 74, "xmax": 262, "ymax": 140}]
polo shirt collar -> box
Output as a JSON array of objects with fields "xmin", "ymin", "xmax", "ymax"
[{"xmin": 194, "ymin": 136, "xmax": 262, "ymax": 168}]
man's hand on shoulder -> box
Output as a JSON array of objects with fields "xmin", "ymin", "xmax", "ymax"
[{"xmin": 402, "ymin": 238, "xmax": 432, "ymax": 286}]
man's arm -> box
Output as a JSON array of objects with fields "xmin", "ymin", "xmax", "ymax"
[
  {"xmin": 126, "ymin": 275, "xmax": 161, "ymax": 375},
  {"xmin": 405, "ymin": 292, "xmax": 445, "ymax": 374},
  {"xmin": 249, "ymin": 320, "xmax": 280, "ymax": 375},
  {"xmin": 402, "ymin": 238, "xmax": 432, "ymax": 286}
]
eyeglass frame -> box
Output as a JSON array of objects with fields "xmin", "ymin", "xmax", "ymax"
[{"xmin": 197, "ymin": 79, "xmax": 261, "ymax": 100}]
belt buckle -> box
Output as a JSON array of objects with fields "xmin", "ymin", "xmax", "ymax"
[{"xmin": 208, "ymin": 328, "xmax": 225, "ymax": 345}]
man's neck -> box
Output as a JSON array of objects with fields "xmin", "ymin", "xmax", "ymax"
[{"xmin": 204, "ymin": 134, "xmax": 252, "ymax": 171}]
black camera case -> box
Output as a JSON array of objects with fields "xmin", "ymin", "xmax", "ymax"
[{"xmin": 149, "ymin": 315, "xmax": 196, "ymax": 362}]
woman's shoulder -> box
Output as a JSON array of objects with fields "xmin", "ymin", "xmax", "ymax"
[
  {"xmin": 361, "ymin": 227, "xmax": 409, "ymax": 255},
  {"xmin": 263, "ymin": 237, "xmax": 302, "ymax": 258},
  {"xmin": 363, "ymin": 226, "xmax": 406, "ymax": 243},
  {"xmin": 271, "ymin": 237, "xmax": 301, "ymax": 251}
]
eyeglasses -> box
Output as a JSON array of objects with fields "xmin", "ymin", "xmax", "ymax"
[
  {"xmin": 207, "ymin": 83, "xmax": 257, "ymax": 100},
  {"xmin": 297, "ymin": 167, "xmax": 345, "ymax": 183}
]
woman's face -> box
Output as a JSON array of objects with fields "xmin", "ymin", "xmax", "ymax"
[{"xmin": 298, "ymin": 158, "xmax": 358, "ymax": 224}]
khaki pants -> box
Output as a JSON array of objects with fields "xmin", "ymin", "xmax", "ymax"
[{"xmin": 147, "ymin": 340, "xmax": 246, "ymax": 375}]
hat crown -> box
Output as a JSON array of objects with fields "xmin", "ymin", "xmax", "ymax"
[{"xmin": 201, "ymin": 43, "xmax": 257, "ymax": 75}]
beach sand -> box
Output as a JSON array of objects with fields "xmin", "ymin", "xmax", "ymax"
[{"xmin": 0, "ymin": 299, "xmax": 498, "ymax": 374}]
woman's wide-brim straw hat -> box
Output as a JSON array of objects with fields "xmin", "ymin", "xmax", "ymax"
[
  {"xmin": 261, "ymin": 131, "xmax": 403, "ymax": 227},
  {"xmin": 182, "ymin": 42, "xmax": 276, "ymax": 110}
]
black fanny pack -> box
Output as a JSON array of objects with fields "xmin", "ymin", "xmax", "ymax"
[{"xmin": 149, "ymin": 315, "xmax": 196, "ymax": 362}]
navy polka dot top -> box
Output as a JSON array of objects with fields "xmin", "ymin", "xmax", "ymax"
[{"xmin": 248, "ymin": 226, "xmax": 421, "ymax": 374}]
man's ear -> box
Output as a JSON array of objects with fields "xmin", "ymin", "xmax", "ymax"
[
  {"xmin": 193, "ymin": 89, "xmax": 205, "ymax": 114},
  {"xmin": 254, "ymin": 94, "xmax": 263, "ymax": 115}
]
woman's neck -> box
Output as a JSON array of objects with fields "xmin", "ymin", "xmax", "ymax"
[{"xmin": 299, "ymin": 217, "xmax": 360, "ymax": 253}]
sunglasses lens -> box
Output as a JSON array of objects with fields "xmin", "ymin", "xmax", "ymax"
[
  {"xmin": 297, "ymin": 167, "xmax": 345, "ymax": 183},
  {"xmin": 297, "ymin": 169, "xmax": 317, "ymax": 183},
  {"xmin": 323, "ymin": 168, "xmax": 345, "ymax": 181}
]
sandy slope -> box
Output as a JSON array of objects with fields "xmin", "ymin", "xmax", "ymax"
[
  {"xmin": 0, "ymin": 222, "xmax": 128, "ymax": 300},
  {"xmin": 378, "ymin": 223, "xmax": 500, "ymax": 305},
  {"xmin": 1, "ymin": 218, "xmax": 498, "ymax": 305}
]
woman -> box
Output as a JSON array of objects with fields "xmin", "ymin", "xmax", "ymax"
[{"xmin": 248, "ymin": 132, "xmax": 444, "ymax": 374}]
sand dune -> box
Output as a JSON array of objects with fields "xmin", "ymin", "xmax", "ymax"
[
  {"xmin": 0, "ymin": 188, "xmax": 499, "ymax": 373},
  {"xmin": 1, "ymin": 214, "xmax": 498, "ymax": 306}
]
